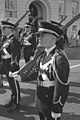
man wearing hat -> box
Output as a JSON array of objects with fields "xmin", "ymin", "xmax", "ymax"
[
  {"xmin": 0, "ymin": 21, "xmax": 21, "ymax": 112},
  {"xmin": 22, "ymin": 22, "xmax": 37, "ymax": 63},
  {"xmin": 33, "ymin": 21, "xmax": 70, "ymax": 120},
  {"xmin": 12, "ymin": 21, "xmax": 70, "ymax": 119}
]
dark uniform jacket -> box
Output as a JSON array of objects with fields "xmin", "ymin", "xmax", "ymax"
[
  {"xmin": 0, "ymin": 34, "xmax": 21, "ymax": 74},
  {"xmin": 36, "ymin": 48, "xmax": 70, "ymax": 114}
]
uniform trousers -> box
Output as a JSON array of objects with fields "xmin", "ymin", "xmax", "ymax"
[
  {"xmin": 36, "ymin": 85, "xmax": 56, "ymax": 120},
  {"xmin": 0, "ymin": 58, "xmax": 21, "ymax": 104}
]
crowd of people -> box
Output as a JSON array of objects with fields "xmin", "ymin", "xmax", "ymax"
[{"xmin": 0, "ymin": 18, "xmax": 70, "ymax": 120}]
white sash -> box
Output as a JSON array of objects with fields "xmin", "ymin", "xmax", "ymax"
[{"xmin": 1, "ymin": 48, "xmax": 11, "ymax": 59}]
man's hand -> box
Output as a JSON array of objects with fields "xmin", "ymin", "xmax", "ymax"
[
  {"xmin": 9, "ymin": 71, "xmax": 22, "ymax": 82},
  {"xmin": 30, "ymin": 56, "xmax": 34, "ymax": 60}
]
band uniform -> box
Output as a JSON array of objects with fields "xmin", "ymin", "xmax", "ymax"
[
  {"xmin": 22, "ymin": 22, "xmax": 37, "ymax": 63},
  {"xmin": 35, "ymin": 21, "xmax": 70, "ymax": 120},
  {"xmin": 0, "ymin": 21, "xmax": 21, "ymax": 112}
]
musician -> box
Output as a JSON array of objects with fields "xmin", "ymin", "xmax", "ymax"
[
  {"xmin": 22, "ymin": 22, "xmax": 37, "ymax": 63},
  {"xmin": 12, "ymin": 21, "xmax": 70, "ymax": 120},
  {"xmin": 1, "ymin": 21, "xmax": 21, "ymax": 112}
]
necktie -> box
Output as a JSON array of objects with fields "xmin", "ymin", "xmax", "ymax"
[{"xmin": 42, "ymin": 51, "xmax": 52, "ymax": 65}]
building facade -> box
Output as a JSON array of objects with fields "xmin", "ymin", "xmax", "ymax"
[{"xmin": 0, "ymin": 0, "xmax": 80, "ymax": 38}]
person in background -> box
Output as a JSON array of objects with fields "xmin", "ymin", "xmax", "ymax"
[
  {"xmin": 63, "ymin": 28, "xmax": 69, "ymax": 46},
  {"xmin": 1, "ymin": 21, "xmax": 21, "ymax": 112},
  {"xmin": 22, "ymin": 22, "xmax": 37, "ymax": 63}
]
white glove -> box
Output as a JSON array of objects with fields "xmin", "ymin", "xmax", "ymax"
[
  {"xmin": 9, "ymin": 71, "xmax": 22, "ymax": 82},
  {"xmin": 30, "ymin": 56, "xmax": 34, "ymax": 60},
  {"xmin": 9, "ymin": 71, "xmax": 14, "ymax": 77},
  {"xmin": 51, "ymin": 112, "xmax": 61, "ymax": 119}
]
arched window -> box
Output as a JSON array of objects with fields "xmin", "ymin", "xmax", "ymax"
[
  {"xmin": 72, "ymin": 0, "xmax": 79, "ymax": 17},
  {"xmin": 5, "ymin": 0, "xmax": 17, "ymax": 18}
]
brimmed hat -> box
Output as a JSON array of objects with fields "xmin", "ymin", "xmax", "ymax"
[
  {"xmin": 1, "ymin": 21, "xmax": 15, "ymax": 28},
  {"xmin": 25, "ymin": 22, "xmax": 33, "ymax": 28},
  {"xmin": 35, "ymin": 21, "xmax": 63, "ymax": 37},
  {"xmin": 50, "ymin": 20, "xmax": 62, "ymax": 27}
]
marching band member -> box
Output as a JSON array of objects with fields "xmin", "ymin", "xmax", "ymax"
[
  {"xmin": 1, "ymin": 21, "xmax": 21, "ymax": 112},
  {"xmin": 12, "ymin": 21, "xmax": 70, "ymax": 120}
]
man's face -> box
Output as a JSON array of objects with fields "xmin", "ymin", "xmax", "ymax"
[
  {"xmin": 38, "ymin": 32, "xmax": 57, "ymax": 48},
  {"xmin": 25, "ymin": 26, "xmax": 31, "ymax": 33},
  {"xmin": 2, "ymin": 26, "xmax": 12, "ymax": 36}
]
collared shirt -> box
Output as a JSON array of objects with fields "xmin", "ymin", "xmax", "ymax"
[{"xmin": 45, "ymin": 45, "xmax": 56, "ymax": 56}]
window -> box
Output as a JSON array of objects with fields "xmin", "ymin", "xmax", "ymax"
[
  {"xmin": 72, "ymin": 0, "xmax": 79, "ymax": 17},
  {"xmin": 5, "ymin": 0, "xmax": 17, "ymax": 18},
  {"xmin": 71, "ymin": 25, "xmax": 77, "ymax": 39},
  {"xmin": 58, "ymin": 0, "xmax": 66, "ymax": 20}
]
